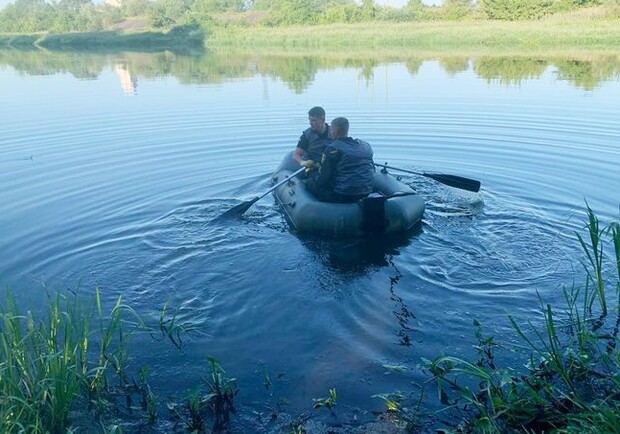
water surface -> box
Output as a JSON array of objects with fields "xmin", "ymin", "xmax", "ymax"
[{"xmin": 1, "ymin": 48, "xmax": 619, "ymax": 431}]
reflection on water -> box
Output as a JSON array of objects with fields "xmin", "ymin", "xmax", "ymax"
[
  {"xmin": 298, "ymin": 228, "xmax": 421, "ymax": 347},
  {"xmin": 1, "ymin": 49, "xmax": 620, "ymax": 92},
  {"xmin": 1, "ymin": 44, "xmax": 619, "ymax": 432},
  {"xmin": 386, "ymin": 257, "xmax": 416, "ymax": 347},
  {"xmin": 114, "ymin": 62, "xmax": 137, "ymax": 95},
  {"xmin": 298, "ymin": 229, "xmax": 418, "ymax": 277}
]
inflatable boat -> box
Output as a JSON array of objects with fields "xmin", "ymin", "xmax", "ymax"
[{"xmin": 272, "ymin": 153, "xmax": 425, "ymax": 238}]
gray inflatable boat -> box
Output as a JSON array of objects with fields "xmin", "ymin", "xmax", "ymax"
[{"xmin": 272, "ymin": 153, "xmax": 425, "ymax": 238}]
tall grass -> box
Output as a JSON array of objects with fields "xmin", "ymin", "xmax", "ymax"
[
  {"xmin": 0, "ymin": 288, "xmax": 148, "ymax": 432},
  {"xmin": 418, "ymin": 207, "xmax": 620, "ymax": 433},
  {"xmin": 208, "ymin": 18, "xmax": 620, "ymax": 52},
  {"xmin": 0, "ymin": 287, "xmax": 218, "ymax": 432}
]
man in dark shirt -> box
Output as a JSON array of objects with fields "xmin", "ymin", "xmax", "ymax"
[
  {"xmin": 293, "ymin": 106, "xmax": 333, "ymax": 166},
  {"xmin": 305, "ymin": 117, "xmax": 375, "ymax": 203}
]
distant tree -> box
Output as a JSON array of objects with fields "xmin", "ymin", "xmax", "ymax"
[
  {"xmin": 148, "ymin": 0, "xmax": 192, "ymax": 27},
  {"xmin": 252, "ymin": 0, "xmax": 275, "ymax": 11},
  {"xmin": 551, "ymin": 0, "xmax": 603, "ymax": 12},
  {"xmin": 360, "ymin": 0, "xmax": 377, "ymax": 20},
  {"xmin": 440, "ymin": 0, "xmax": 473, "ymax": 20},
  {"xmin": 97, "ymin": 3, "xmax": 123, "ymax": 28},
  {"xmin": 195, "ymin": 0, "xmax": 247, "ymax": 12},
  {"xmin": 403, "ymin": 0, "xmax": 432, "ymax": 20},
  {"xmin": 0, "ymin": 0, "xmax": 54, "ymax": 32},
  {"xmin": 51, "ymin": 0, "xmax": 100, "ymax": 31},
  {"xmin": 319, "ymin": 3, "xmax": 361, "ymax": 23},
  {"xmin": 481, "ymin": 0, "xmax": 555, "ymax": 20},
  {"xmin": 265, "ymin": 0, "xmax": 324, "ymax": 24},
  {"xmin": 121, "ymin": 0, "xmax": 151, "ymax": 17}
]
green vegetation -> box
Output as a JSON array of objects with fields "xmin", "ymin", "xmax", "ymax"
[
  {"xmin": 0, "ymin": 287, "xmax": 236, "ymax": 432},
  {"xmin": 371, "ymin": 205, "xmax": 620, "ymax": 433},
  {"xmin": 206, "ymin": 18, "xmax": 620, "ymax": 51},
  {"xmin": 0, "ymin": 288, "xmax": 140, "ymax": 432},
  {"xmin": 0, "ymin": 24, "xmax": 204, "ymax": 51},
  {"xmin": 1, "ymin": 0, "xmax": 620, "ymax": 50},
  {"xmin": 167, "ymin": 357, "xmax": 238, "ymax": 431},
  {"xmin": 312, "ymin": 387, "xmax": 337, "ymax": 410}
]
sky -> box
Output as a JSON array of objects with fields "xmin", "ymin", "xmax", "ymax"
[{"xmin": 0, "ymin": 0, "xmax": 442, "ymax": 12}]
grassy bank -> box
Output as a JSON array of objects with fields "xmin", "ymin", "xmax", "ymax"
[
  {"xmin": 0, "ymin": 24, "xmax": 204, "ymax": 51},
  {"xmin": 0, "ymin": 288, "xmax": 235, "ymax": 432},
  {"xmin": 208, "ymin": 18, "xmax": 620, "ymax": 53},
  {"xmin": 3, "ymin": 15, "xmax": 620, "ymax": 54}
]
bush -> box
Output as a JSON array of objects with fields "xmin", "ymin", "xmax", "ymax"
[
  {"xmin": 481, "ymin": 0, "xmax": 556, "ymax": 19},
  {"xmin": 440, "ymin": 0, "xmax": 474, "ymax": 20}
]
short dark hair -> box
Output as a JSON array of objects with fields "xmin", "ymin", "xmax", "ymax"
[
  {"xmin": 331, "ymin": 117, "xmax": 349, "ymax": 136},
  {"xmin": 308, "ymin": 106, "xmax": 325, "ymax": 118}
]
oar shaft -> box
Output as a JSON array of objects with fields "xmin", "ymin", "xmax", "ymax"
[
  {"xmin": 374, "ymin": 162, "xmax": 422, "ymax": 176},
  {"xmin": 217, "ymin": 167, "xmax": 306, "ymax": 219},
  {"xmin": 374, "ymin": 162, "xmax": 481, "ymax": 192},
  {"xmin": 258, "ymin": 167, "xmax": 305, "ymax": 200}
]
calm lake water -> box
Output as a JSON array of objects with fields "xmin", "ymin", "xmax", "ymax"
[{"xmin": 1, "ymin": 48, "xmax": 619, "ymax": 431}]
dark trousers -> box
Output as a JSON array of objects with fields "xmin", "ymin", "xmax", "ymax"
[{"xmin": 305, "ymin": 178, "xmax": 367, "ymax": 203}]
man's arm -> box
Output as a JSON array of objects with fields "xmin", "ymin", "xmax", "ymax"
[
  {"xmin": 313, "ymin": 148, "xmax": 340, "ymax": 187},
  {"xmin": 293, "ymin": 133, "xmax": 309, "ymax": 164},
  {"xmin": 293, "ymin": 147, "xmax": 304, "ymax": 164}
]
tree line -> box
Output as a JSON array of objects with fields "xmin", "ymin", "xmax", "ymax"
[{"xmin": 0, "ymin": 0, "xmax": 612, "ymax": 34}]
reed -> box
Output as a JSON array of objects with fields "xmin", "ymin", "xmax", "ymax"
[
  {"xmin": 166, "ymin": 356, "xmax": 238, "ymax": 431},
  {"xmin": 418, "ymin": 207, "xmax": 620, "ymax": 433},
  {"xmin": 208, "ymin": 18, "xmax": 620, "ymax": 52},
  {"xmin": 0, "ymin": 287, "xmax": 169, "ymax": 432},
  {"xmin": 577, "ymin": 203, "xmax": 608, "ymax": 315},
  {"xmin": 0, "ymin": 290, "xmax": 95, "ymax": 432}
]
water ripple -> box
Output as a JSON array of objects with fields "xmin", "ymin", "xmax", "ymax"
[{"xmin": 1, "ymin": 56, "xmax": 619, "ymax": 423}]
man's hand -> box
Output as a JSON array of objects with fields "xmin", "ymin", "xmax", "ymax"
[
  {"xmin": 301, "ymin": 159, "xmax": 314, "ymax": 168},
  {"xmin": 300, "ymin": 160, "xmax": 315, "ymax": 173}
]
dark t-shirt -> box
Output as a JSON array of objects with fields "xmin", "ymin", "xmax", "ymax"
[{"xmin": 297, "ymin": 124, "xmax": 332, "ymax": 161}]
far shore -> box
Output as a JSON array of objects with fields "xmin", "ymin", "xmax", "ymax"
[
  {"xmin": 2, "ymin": 17, "xmax": 620, "ymax": 53},
  {"xmin": 0, "ymin": 25, "xmax": 204, "ymax": 51},
  {"xmin": 207, "ymin": 18, "xmax": 620, "ymax": 52}
]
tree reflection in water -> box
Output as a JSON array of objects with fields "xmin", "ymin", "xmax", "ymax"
[{"xmin": 1, "ymin": 49, "xmax": 620, "ymax": 92}]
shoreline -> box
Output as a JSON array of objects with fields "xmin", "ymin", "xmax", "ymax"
[
  {"xmin": 0, "ymin": 24, "xmax": 204, "ymax": 51},
  {"xmin": 2, "ymin": 18, "xmax": 620, "ymax": 53}
]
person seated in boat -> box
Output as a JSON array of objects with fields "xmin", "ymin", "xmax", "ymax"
[
  {"xmin": 294, "ymin": 106, "xmax": 333, "ymax": 166},
  {"xmin": 304, "ymin": 117, "xmax": 375, "ymax": 203}
]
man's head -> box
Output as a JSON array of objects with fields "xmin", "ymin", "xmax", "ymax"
[
  {"xmin": 330, "ymin": 117, "xmax": 349, "ymax": 139},
  {"xmin": 308, "ymin": 106, "xmax": 326, "ymax": 132}
]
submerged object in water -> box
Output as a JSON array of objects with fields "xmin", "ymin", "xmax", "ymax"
[{"xmin": 272, "ymin": 153, "xmax": 425, "ymax": 238}]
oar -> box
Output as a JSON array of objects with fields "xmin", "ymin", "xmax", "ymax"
[
  {"xmin": 374, "ymin": 162, "xmax": 481, "ymax": 192},
  {"xmin": 218, "ymin": 167, "xmax": 306, "ymax": 218}
]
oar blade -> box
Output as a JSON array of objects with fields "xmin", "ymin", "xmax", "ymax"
[
  {"xmin": 424, "ymin": 173, "xmax": 481, "ymax": 193},
  {"xmin": 218, "ymin": 197, "xmax": 259, "ymax": 219},
  {"xmin": 216, "ymin": 167, "xmax": 305, "ymax": 221}
]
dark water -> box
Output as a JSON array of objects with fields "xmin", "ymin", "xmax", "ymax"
[{"xmin": 1, "ymin": 49, "xmax": 619, "ymax": 431}]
